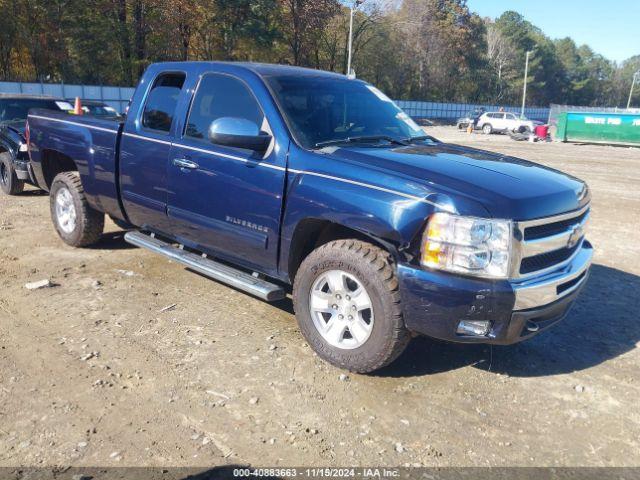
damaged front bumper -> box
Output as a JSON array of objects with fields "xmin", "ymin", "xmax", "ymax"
[{"xmin": 397, "ymin": 241, "xmax": 593, "ymax": 345}]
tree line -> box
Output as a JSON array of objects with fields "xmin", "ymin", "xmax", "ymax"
[{"xmin": 0, "ymin": 0, "xmax": 638, "ymax": 108}]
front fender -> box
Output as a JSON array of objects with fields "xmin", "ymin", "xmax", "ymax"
[
  {"xmin": 279, "ymin": 169, "xmax": 439, "ymax": 281},
  {"xmin": 278, "ymin": 147, "xmax": 493, "ymax": 280},
  {"xmin": 282, "ymin": 171, "xmax": 433, "ymax": 245}
]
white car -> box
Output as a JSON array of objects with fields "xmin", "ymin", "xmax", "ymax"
[{"xmin": 477, "ymin": 112, "xmax": 540, "ymax": 134}]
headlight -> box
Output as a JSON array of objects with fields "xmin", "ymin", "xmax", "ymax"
[{"xmin": 421, "ymin": 213, "xmax": 512, "ymax": 279}]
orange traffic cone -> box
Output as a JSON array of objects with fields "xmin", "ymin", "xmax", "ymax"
[{"xmin": 74, "ymin": 97, "xmax": 83, "ymax": 115}]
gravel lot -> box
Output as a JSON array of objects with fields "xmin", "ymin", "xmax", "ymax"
[{"xmin": 1, "ymin": 126, "xmax": 639, "ymax": 468}]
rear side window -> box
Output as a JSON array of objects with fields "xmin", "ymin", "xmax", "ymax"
[
  {"xmin": 185, "ymin": 73, "xmax": 264, "ymax": 141},
  {"xmin": 142, "ymin": 73, "xmax": 186, "ymax": 133}
]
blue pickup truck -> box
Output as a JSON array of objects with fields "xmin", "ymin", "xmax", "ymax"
[{"xmin": 26, "ymin": 62, "xmax": 593, "ymax": 373}]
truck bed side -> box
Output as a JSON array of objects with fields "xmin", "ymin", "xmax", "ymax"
[{"xmin": 27, "ymin": 110, "xmax": 126, "ymax": 220}]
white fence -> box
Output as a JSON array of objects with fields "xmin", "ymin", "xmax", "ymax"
[{"xmin": 0, "ymin": 81, "xmax": 135, "ymax": 114}]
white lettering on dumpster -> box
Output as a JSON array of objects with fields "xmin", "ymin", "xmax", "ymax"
[{"xmin": 585, "ymin": 116, "xmax": 605, "ymax": 124}]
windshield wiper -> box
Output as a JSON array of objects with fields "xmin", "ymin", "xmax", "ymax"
[
  {"xmin": 402, "ymin": 135, "xmax": 438, "ymax": 144},
  {"xmin": 314, "ymin": 135, "xmax": 408, "ymax": 149}
]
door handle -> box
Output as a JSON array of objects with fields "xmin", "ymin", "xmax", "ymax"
[{"xmin": 173, "ymin": 158, "xmax": 199, "ymax": 170}]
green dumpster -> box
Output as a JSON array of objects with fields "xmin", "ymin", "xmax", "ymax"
[{"xmin": 556, "ymin": 112, "xmax": 640, "ymax": 146}]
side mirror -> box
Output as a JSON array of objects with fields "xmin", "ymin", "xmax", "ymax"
[{"xmin": 208, "ymin": 117, "xmax": 272, "ymax": 152}]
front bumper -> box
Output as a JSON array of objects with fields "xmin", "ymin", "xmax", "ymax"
[{"xmin": 397, "ymin": 241, "xmax": 593, "ymax": 345}]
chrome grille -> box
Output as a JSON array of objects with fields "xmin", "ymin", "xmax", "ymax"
[
  {"xmin": 519, "ymin": 243, "xmax": 581, "ymax": 274},
  {"xmin": 512, "ymin": 204, "xmax": 590, "ymax": 279},
  {"xmin": 524, "ymin": 209, "xmax": 589, "ymax": 241}
]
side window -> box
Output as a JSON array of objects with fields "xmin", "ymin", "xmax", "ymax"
[
  {"xmin": 506, "ymin": 113, "xmax": 516, "ymax": 120},
  {"xmin": 142, "ymin": 72, "xmax": 186, "ymax": 133},
  {"xmin": 185, "ymin": 73, "xmax": 264, "ymax": 141}
]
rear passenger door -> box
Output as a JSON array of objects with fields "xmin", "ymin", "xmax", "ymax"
[
  {"xmin": 119, "ymin": 72, "xmax": 187, "ymax": 231},
  {"xmin": 166, "ymin": 71, "xmax": 287, "ymax": 274}
]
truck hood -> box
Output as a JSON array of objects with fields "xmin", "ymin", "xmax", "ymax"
[{"xmin": 323, "ymin": 142, "xmax": 589, "ymax": 220}]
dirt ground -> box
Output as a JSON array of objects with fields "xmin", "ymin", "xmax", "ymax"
[{"xmin": 1, "ymin": 126, "xmax": 639, "ymax": 468}]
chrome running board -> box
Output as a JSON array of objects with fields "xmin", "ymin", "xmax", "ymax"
[{"xmin": 124, "ymin": 231, "xmax": 285, "ymax": 302}]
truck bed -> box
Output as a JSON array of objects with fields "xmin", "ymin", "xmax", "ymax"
[{"xmin": 27, "ymin": 110, "xmax": 125, "ymax": 219}]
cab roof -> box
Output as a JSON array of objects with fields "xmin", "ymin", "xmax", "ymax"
[{"xmin": 151, "ymin": 61, "xmax": 348, "ymax": 80}]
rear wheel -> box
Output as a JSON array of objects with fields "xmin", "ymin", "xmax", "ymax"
[
  {"xmin": 482, "ymin": 123, "xmax": 493, "ymax": 135},
  {"xmin": 0, "ymin": 153, "xmax": 25, "ymax": 195},
  {"xmin": 50, "ymin": 171, "xmax": 104, "ymax": 247},
  {"xmin": 293, "ymin": 239, "xmax": 410, "ymax": 373}
]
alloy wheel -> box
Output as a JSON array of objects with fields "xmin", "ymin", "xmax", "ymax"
[{"xmin": 308, "ymin": 269, "xmax": 374, "ymax": 349}]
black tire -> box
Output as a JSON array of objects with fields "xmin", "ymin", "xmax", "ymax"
[
  {"xmin": 0, "ymin": 152, "xmax": 25, "ymax": 195},
  {"xmin": 293, "ymin": 239, "xmax": 410, "ymax": 373},
  {"xmin": 482, "ymin": 123, "xmax": 493, "ymax": 135},
  {"xmin": 50, "ymin": 171, "xmax": 104, "ymax": 247}
]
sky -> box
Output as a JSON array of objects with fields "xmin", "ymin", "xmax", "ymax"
[{"xmin": 466, "ymin": 0, "xmax": 640, "ymax": 63}]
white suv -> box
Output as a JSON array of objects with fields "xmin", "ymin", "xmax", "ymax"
[{"xmin": 477, "ymin": 112, "xmax": 539, "ymax": 134}]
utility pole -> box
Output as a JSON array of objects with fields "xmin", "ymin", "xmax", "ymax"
[
  {"xmin": 627, "ymin": 71, "xmax": 640, "ymax": 109},
  {"xmin": 346, "ymin": 0, "xmax": 365, "ymax": 78},
  {"xmin": 521, "ymin": 50, "xmax": 533, "ymax": 118}
]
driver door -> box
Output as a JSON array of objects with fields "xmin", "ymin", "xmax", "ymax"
[{"xmin": 166, "ymin": 71, "xmax": 287, "ymax": 273}]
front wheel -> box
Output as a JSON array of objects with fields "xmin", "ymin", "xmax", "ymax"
[
  {"xmin": 293, "ymin": 239, "xmax": 410, "ymax": 373},
  {"xmin": 0, "ymin": 153, "xmax": 25, "ymax": 195},
  {"xmin": 50, "ymin": 171, "xmax": 104, "ymax": 247},
  {"xmin": 482, "ymin": 124, "xmax": 493, "ymax": 135}
]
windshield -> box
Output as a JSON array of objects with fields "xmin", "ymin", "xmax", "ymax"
[
  {"xmin": 0, "ymin": 99, "xmax": 65, "ymax": 123},
  {"xmin": 264, "ymin": 75, "xmax": 426, "ymax": 149}
]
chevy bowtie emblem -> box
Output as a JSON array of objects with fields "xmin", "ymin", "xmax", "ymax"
[{"xmin": 567, "ymin": 224, "xmax": 584, "ymax": 249}]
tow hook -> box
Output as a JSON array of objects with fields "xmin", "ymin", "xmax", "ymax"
[{"xmin": 526, "ymin": 321, "xmax": 540, "ymax": 332}]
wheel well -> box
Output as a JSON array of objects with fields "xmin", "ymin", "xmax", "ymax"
[
  {"xmin": 42, "ymin": 149, "xmax": 78, "ymax": 190},
  {"xmin": 288, "ymin": 219, "xmax": 394, "ymax": 282}
]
